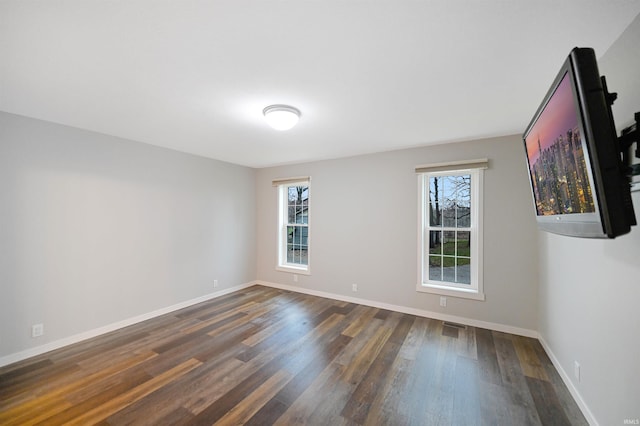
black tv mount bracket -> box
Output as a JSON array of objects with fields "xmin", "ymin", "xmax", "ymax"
[
  {"xmin": 619, "ymin": 112, "xmax": 640, "ymax": 177},
  {"xmin": 602, "ymin": 76, "xmax": 640, "ymax": 177}
]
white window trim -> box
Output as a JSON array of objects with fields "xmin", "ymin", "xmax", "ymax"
[
  {"xmin": 276, "ymin": 179, "xmax": 311, "ymax": 275},
  {"xmin": 416, "ymin": 168, "xmax": 485, "ymax": 301}
]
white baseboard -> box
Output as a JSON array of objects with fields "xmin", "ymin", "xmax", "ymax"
[
  {"xmin": 0, "ymin": 281, "xmax": 256, "ymax": 368},
  {"xmin": 256, "ymin": 280, "xmax": 538, "ymax": 338},
  {"xmin": 537, "ymin": 334, "xmax": 598, "ymax": 426}
]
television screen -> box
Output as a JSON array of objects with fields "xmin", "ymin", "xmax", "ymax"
[
  {"xmin": 524, "ymin": 72, "xmax": 596, "ymax": 217},
  {"xmin": 522, "ymin": 47, "xmax": 635, "ymax": 238}
]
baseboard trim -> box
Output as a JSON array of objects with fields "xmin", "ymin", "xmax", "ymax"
[
  {"xmin": 256, "ymin": 280, "xmax": 538, "ymax": 338},
  {"xmin": 0, "ymin": 281, "xmax": 256, "ymax": 369},
  {"xmin": 537, "ymin": 334, "xmax": 598, "ymax": 426}
]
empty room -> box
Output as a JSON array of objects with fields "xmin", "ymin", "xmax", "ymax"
[{"xmin": 1, "ymin": 1, "xmax": 639, "ymax": 425}]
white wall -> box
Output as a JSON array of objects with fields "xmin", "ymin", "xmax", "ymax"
[
  {"xmin": 537, "ymin": 14, "xmax": 640, "ymax": 426},
  {"xmin": 0, "ymin": 112, "xmax": 256, "ymax": 359},
  {"xmin": 256, "ymin": 135, "xmax": 540, "ymax": 332}
]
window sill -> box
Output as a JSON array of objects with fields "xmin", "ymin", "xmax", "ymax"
[
  {"xmin": 276, "ymin": 265, "xmax": 311, "ymax": 275},
  {"xmin": 416, "ymin": 283, "xmax": 485, "ymax": 301}
]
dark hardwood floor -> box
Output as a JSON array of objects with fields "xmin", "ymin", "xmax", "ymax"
[{"xmin": 0, "ymin": 285, "xmax": 587, "ymax": 425}]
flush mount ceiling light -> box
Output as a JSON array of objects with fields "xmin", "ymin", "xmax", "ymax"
[{"xmin": 263, "ymin": 105, "xmax": 301, "ymax": 131}]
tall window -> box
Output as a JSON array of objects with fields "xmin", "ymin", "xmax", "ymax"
[
  {"xmin": 275, "ymin": 178, "xmax": 310, "ymax": 274},
  {"xmin": 417, "ymin": 161, "xmax": 486, "ymax": 300}
]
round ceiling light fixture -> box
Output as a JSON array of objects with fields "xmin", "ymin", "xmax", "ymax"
[{"xmin": 263, "ymin": 104, "xmax": 301, "ymax": 131}]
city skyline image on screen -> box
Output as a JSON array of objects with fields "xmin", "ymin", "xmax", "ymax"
[{"xmin": 524, "ymin": 72, "xmax": 596, "ymax": 216}]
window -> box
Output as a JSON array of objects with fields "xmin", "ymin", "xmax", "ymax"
[
  {"xmin": 275, "ymin": 178, "xmax": 310, "ymax": 274},
  {"xmin": 417, "ymin": 160, "xmax": 486, "ymax": 300}
]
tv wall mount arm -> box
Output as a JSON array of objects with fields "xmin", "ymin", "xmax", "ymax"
[
  {"xmin": 602, "ymin": 76, "xmax": 640, "ymax": 177},
  {"xmin": 619, "ymin": 112, "xmax": 640, "ymax": 176}
]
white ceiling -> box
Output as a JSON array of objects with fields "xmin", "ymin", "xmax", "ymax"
[{"xmin": 2, "ymin": 1, "xmax": 639, "ymax": 168}]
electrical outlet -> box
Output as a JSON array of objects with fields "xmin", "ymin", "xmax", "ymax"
[
  {"xmin": 440, "ymin": 296, "xmax": 447, "ymax": 307},
  {"xmin": 213, "ymin": 279, "xmax": 218, "ymax": 288},
  {"xmin": 31, "ymin": 324, "xmax": 44, "ymax": 338},
  {"xmin": 293, "ymin": 274, "xmax": 298, "ymax": 283},
  {"xmin": 574, "ymin": 361, "xmax": 581, "ymax": 382},
  {"xmin": 352, "ymin": 283, "xmax": 358, "ymax": 292}
]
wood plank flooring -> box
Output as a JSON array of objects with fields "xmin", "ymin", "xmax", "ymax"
[{"xmin": 0, "ymin": 285, "xmax": 588, "ymax": 425}]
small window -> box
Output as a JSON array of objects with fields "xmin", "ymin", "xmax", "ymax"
[
  {"xmin": 276, "ymin": 179, "xmax": 310, "ymax": 274},
  {"xmin": 417, "ymin": 163, "xmax": 485, "ymax": 300}
]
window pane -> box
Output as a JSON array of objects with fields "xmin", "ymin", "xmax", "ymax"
[
  {"xmin": 456, "ymin": 175, "xmax": 471, "ymax": 227},
  {"xmin": 288, "ymin": 187, "xmax": 297, "ymax": 201},
  {"xmin": 428, "ymin": 231, "xmax": 442, "ymax": 255},
  {"xmin": 287, "ymin": 245, "xmax": 294, "ymax": 263},
  {"xmin": 456, "ymin": 210, "xmax": 470, "ymax": 227},
  {"xmin": 442, "ymin": 176, "xmax": 456, "ymax": 227},
  {"xmin": 456, "ymin": 257, "xmax": 471, "ymax": 284},
  {"xmin": 429, "ymin": 256, "xmax": 442, "ymax": 281},
  {"xmin": 441, "ymin": 252, "xmax": 455, "ymax": 283},
  {"xmin": 299, "ymin": 208, "xmax": 308, "ymax": 224},
  {"xmin": 442, "ymin": 261, "xmax": 456, "ymax": 283},
  {"xmin": 429, "ymin": 177, "xmax": 443, "ymax": 226},
  {"xmin": 295, "ymin": 206, "xmax": 306, "ymax": 224},
  {"xmin": 456, "ymin": 231, "xmax": 470, "ymax": 257},
  {"xmin": 299, "ymin": 247, "xmax": 308, "ymax": 265},
  {"xmin": 441, "ymin": 175, "xmax": 471, "ymax": 227},
  {"xmin": 288, "ymin": 203, "xmax": 296, "ymax": 224},
  {"xmin": 288, "ymin": 188, "xmax": 297, "ymax": 214},
  {"xmin": 286, "ymin": 226, "xmax": 309, "ymax": 266},
  {"xmin": 443, "ymin": 231, "xmax": 456, "ymax": 256},
  {"xmin": 287, "ymin": 186, "xmax": 309, "ymax": 225},
  {"xmin": 288, "ymin": 186, "xmax": 298, "ymax": 225}
]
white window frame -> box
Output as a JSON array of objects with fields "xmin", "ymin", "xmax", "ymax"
[
  {"xmin": 276, "ymin": 179, "xmax": 311, "ymax": 275},
  {"xmin": 417, "ymin": 166, "xmax": 484, "ymax": 300}
]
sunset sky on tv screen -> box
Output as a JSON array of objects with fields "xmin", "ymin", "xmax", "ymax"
[{"xmin": 525, "ymin": 72, "xmax": 579, "ymax": 165}]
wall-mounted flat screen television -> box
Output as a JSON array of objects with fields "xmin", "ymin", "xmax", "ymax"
[{"xmin": 522, "ymin": 47, "xmax": 636, "ymax": 238}]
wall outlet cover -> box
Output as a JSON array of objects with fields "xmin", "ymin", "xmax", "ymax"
[{"xmin": 31, "ymin": 324, "xmax": 44, "ymax": 338}]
